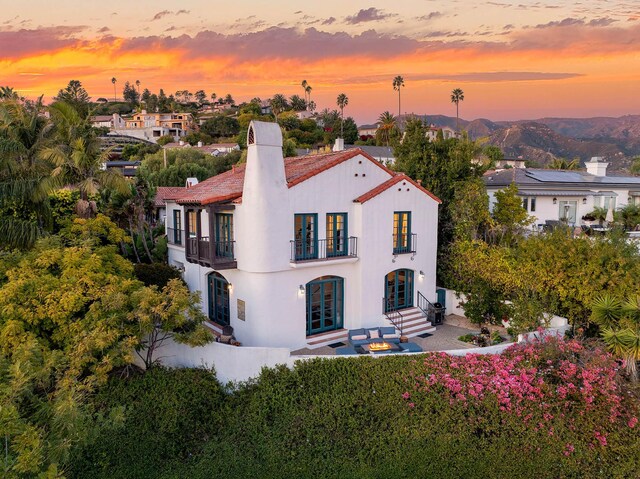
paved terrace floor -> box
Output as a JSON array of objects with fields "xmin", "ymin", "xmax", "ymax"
[{"xmin": 291, "ymin": 314, "xmax": 510, "ymax": 356}]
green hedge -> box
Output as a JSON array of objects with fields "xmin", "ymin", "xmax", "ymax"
[
  {"xmin": 70, "ymin": 352, "xmax": 640, "ymax": 479},
  {"xmin": 69, "ymin": 368, "xmax": 225, "ymax": 479}
]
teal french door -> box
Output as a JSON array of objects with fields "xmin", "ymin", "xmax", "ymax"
[
  {"xmin": 326, "ymin": 213, "xmax": 347, "ymax": 257},
  {"xmin": 384, "ymin": 269, "xmax": 414, "ymax": 313},
  {"xmin": 172, "ymin": 210, "xmax": 182, "ymax": 244},
  {"xmin": 215, "ymin": 213, "xmax": 233, "ymax": 258},
  {"xmin": 306, "ymin": 276, "xmax": 344, "ymax": 335},
  {"xmin": 295, "ymin": 214, "xmax": 318, "ymax": 260},
  {"xmin": 208, "ymin": 272, "xmax": 230, "ymax": 326},
  {"xmin": 393, "ymin": 211, "xmax": 411, "ymax": 254}
]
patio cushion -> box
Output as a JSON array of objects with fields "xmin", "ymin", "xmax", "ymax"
[
  {"xmin": 336, "ymin": 346, "xmax": 358, "ymax": 355},
  {"xmin": 349, "ymin": 328, "xmax": 365, "ymax": 339},
  {"xmin": 383, "ymin": 333, "xmax": 400, "ymax": 339},
  {"xmin": 351, "ymin": 334, "xmax": 367, "ymax": 341},
  {"xmin": 368, "ymin": 329, "xmax": 380, "ymax": 339},
  {"xmin": 379, "ymin": 327, "xmax": 396, "ymax": 336}
]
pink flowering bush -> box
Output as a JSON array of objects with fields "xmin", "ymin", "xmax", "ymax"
[{"xmin": 403, "ymin": 333, "xmax": 639, "ymax": 474}]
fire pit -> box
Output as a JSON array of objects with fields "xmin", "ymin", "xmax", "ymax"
[{"xmin": 366, "ymin": 341, "xmax": 392, "ymax": 352}]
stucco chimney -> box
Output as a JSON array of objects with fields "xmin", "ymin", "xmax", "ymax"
[
  {"xmin": 239, "ymin": 121, "xmax": 289, "ymax": 272},
  {"xmin": 586, "ymin": 157, "xmax": 608, "ymax": 177},
  {"xmin": 197, "ymin": 141, "xmax": 203, "ymax": 147},
  {"xmin": 179, "ymin": 140, "xmax": 184, "ymax": 146},
  {"xmin": 333, "ymin": 138, "xmax": 345, "ymax": 152}
]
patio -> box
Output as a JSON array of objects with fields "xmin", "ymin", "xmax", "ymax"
[{"xmin": 291, "ymin": 314, "xmax": 504, "ymax": 356}]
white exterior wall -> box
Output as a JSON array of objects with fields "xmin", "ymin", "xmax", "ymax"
[
  {"xmin": 167, "ymin": 123, "xmax": 440, "ymax": 350},
  {"xmin": 487, "ymin": 187, "xmax": 632, "ymax": 227}
]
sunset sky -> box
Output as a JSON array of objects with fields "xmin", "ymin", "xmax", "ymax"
[{"xmin": 2, "ymin": 0, "xmax": 639, "ymax": 123}]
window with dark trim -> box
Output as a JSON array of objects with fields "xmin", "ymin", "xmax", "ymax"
[{"xmin": 393, "ymin": 211, "xmax": 411, "ymax": 254}]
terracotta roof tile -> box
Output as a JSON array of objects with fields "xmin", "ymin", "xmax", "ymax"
[
  {"xmin": 154, "ymin": 186, "xmax": 187, "ymax": 207},
  {"xmin": 173, "ymin": 148, "xmax": 431, "ymax": 206},
  {"xmin": 354, "ymin": 174, "xmax": 442, "ymax": 204}
]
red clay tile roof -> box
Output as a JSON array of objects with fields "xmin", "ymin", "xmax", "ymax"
[
  {"xmin": 173, "ymin": 148, "xmax": 434, "ymax": 206},
  {"xmin": 154, "ymin": 186, "xmax": 187, "ymax": 207},
  {"xmin": 353, "ymin": 174, "xmax": 442, "ymax": 204}
]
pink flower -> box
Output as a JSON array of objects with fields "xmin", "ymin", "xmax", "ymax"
[
  {"xmin": 629, "ymin": 417, "xmax": 638, "ymax": 428},
  {"xmin": 402, "ymin": 392, "xmax": 411, "ymax": 400},
  {"xmin": 408, "ymin": 402, "xmax": 415, "ymax": 409}
]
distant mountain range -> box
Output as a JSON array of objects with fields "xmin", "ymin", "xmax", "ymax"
[{"xmin": 412, "ymin": 114, "xmax": 640, "ymax": 172}]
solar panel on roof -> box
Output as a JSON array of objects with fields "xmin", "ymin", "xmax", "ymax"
[{"xmin": 525, "ymin": 171, "xmax": 587, "ymax": 183}]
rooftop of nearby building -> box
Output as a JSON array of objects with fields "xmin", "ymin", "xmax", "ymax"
[
  {"xmin": 154, "ymin": 186, "xmax": 187, "ymax": 208},
  {"xmin": 173, "ymin": 148, "xmax": 440, "ymax": 206},
  {"xmin": 484, "ymin": 168, "xmax": 640, "ymax": 188},
  {"xmin": 344, "ymin": 144, "xmax": 395, "ymax": 158}
]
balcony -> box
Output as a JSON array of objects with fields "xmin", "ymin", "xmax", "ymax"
[
  {"xmin": 393, "ymin": 233, "xmax": 417, "ymax": 255},
  {"xmin": 166, "ymin": 228, "xmax": 184, "ymax": 246},
  {"xmin": 186, "ymin": 236, "xmax": 237, "ymax": 270},
  {"xmin": 290, "ymin": 237, "xmax": 358, "ymax": 263}
]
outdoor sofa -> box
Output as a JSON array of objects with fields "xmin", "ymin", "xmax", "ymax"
[{"xmin": 348, "ymin": 327, "xmax": 401, "ymax": 347}]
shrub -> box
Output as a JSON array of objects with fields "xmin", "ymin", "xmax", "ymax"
[
  {"xmin": 69, "ymin": 368, "xmax": 225, "ymax": 479},
  {"xmin": 133, "ymin": 262, "xmax": 182, "ymax": 287}
]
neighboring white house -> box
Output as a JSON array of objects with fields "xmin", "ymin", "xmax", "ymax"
[
  {"xmin": 163, "ymin": 141, "xmax": 240, "ymax": 156},
  {"xmin": 91, "ymin": 113, "xmax": 125, "ymax": 129},
  {"xmin": 484, "ymin": 157, "xmax": 640, "ymax": 228},
  {"xmin": 344, "ymin": 144, "xmax": 395, "ymax": 166},
  {"xmin": 358, "ymin": 123, "xmax": 379, "ymax": 137},
  {"xmin": 164, "ymin": 121, "xmax": 441, "ymax": 350},
  {"xmin": 426, "ymin": 125, "xmax": 458, "ymax": 141}
]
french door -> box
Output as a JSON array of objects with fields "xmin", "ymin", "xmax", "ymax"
[
  {"xmin": 215, "ymin": 213, "xmax": 234, "ymax": 258},
  {"xmin": 384, "ymin": 269, "xmax": 414, "ymax": 313},
  {"xmin": 208, "ymin": 272, "xmax": 230, "ymax": 326},
  {"xmin": 306, "ymin": 276, "xmax": 344, "ymax": 335},
  {"xmin": 295, "ymin": 214, "xmax": 318, "ymax": 260},
  {"xmin": 326, "ymin": 213, "xmax": 347, "ymax": 257}
]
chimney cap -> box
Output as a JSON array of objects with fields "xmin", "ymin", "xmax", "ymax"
[{"xmin": 247, "ymin": 121, "xmax": 282, "ymax": 148}]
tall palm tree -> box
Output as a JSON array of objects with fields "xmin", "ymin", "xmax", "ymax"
[
  {"xmin": 40, "ymin": 102, "xmax": 129, "ymax": 216},
  {"xmin": 305, "ymin": 85, "xmax": 312, "ymax": 110},
  {"xmin": 301, "ymin": 80, "xmax": 308, "ymax": 103},
  {"xmin": 392, "ymin": 75, "xmax": 405, "ymax": 117},
  {"xmin": 450, "ymin": 88, "xmax": 464, "ymax": 131},
  {"xmin": 336, "ymin": 93, "xmax": 349, "ymax": 138},
  {"xmin": 591, "ymin": 294, "xmax": 640, "ymax": 382},
  {"xmin": 111, "ymin": 77, "xmax": 117, "ymax": 101},
  {"xmin": 210, "ymin": 92, "xmax": 217, "ymax": 104},
  {"xmin": 0, "ymin": 99, "xmax": 54, "ymax": 248},
  {"xmin": 135, "ymin": 79, "xmax": 141, "ymax": 95},
  {"xmin": 376, "ymin": 111, "xmax": 397, "ymax": 146}
]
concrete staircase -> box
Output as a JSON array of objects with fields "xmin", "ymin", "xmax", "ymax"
[
  {"xmin": 306, "ymin": 328, "xmax": 349, "ymax": 350},
  {"xmin": 384, "ymin": 307, "xmax": 436, "ymax": 338}
]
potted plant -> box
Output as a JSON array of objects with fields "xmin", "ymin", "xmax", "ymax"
[{"xmin": 581, "ymin": 213, "xmax": 596, "ymax": 226}]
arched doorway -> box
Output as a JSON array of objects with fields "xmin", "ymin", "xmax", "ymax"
[
  {"xmin": 306, "ymin": 276, "xmax": 344, "ymax": 335},
  {"xmin": 384, "ymin": 269, "xmax": 414, "ymax": 313},
  {"xmin": 208, "ymin": 272, "xmax": 230, "ymax": 326}
]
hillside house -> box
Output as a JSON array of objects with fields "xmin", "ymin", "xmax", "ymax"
[
  {"xmin": 484, "ymin": 157, "xmax": 640, "ymax": 228},
  {"xmin": 164, "ymin": 121, "xmax": 441, "ymax": 350}
]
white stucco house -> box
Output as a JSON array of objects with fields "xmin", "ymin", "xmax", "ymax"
[
  {"xmin": 484, "ymin": 157, "xmax": 640, "ymax": 228},
  {"xmin": 163, "ymin": 121, "xmax": 442, "ymax": 350}
]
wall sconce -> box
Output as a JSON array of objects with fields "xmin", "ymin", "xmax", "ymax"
[
  {"xmin": 582, "ymin": 198, "xmax": 587, "ymax": 205},
  {"xmin": 419, "ymin": 270, "xmax": 425, "ymax": 280},
  {"xmin": 298, "ymin": 285, "xmax": 305, "ymax": 296},
  {"xmin": 552, "ymin": 198, "xmax": 557, "ymax": 204},
  {"xmin": 227, "ymin": 283, "xmax": 233, "ymax": 293}
]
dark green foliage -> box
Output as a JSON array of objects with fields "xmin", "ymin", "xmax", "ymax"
[
  {"xmin": 120, "ymin": 142, "xmax": 160, "ymax": 161},
  {"xmin": 70, "ymin": 354, "xmax": 640, "ymax": 479},
  {"xmin": 133, "ymin": 262, "xmax": 182, "ymax": 288},
  {"xmin": 200, "ymin": 114, "xmax": 240, "ymax": 139},
  {"xmin": 69, "ymin": 368, "xmax": 225, "ymax": 479}
]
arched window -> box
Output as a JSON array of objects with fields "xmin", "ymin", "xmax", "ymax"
[
  {"xmin": 306, "ymin": 276, "xmax": 344, "ymax": 335},
  {"xmin": 247, "ymin": 125, "xmax": 255, "ymax": 145},
  {"xmin": 208, "ymin": 272, "xmax": 230, "ymax": 326},
  {"xmin": 384, "ymin": 269, "xmax": 414, "ymax": 313}
]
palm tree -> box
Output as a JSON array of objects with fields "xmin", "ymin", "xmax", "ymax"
[
  {"xmin": 392, "ymin": 76, "xmax": 404, "ymax": 117},
  {"xmin": 376, "ymin": 111, "xmax": 397, "ymax": 146},
  {"xmin": 0, "ymin": 99, "xmax": 54, "ymax": 248},
  {"xmin": 0, "ymin": 86, "xmax": 21, "ymax": 101},
  {"xmin": 135, "ymin": 79, "xmax": 141, "ymax": 95},
  {"xmin": 591, "ymin": 294, "xmax": 640, "ymax": 381},
  {"xmin": 301, "ymin": 80, "xmax": 308, "ymax": 103},
  {"xmin": 39, "ymin": 102, "xmax": 129, "ymax": 216},
  {"xmin": 111, "ymin": 77, "xmax": 117, "ymax": 101},
  {"xmin": 450, "ymin": 88, "xmax": 464, "ymax": 131},
  {"xmin": 270, "ymin": 94, "xmax": 288, "ymax": 122},
  {"xmin": 336, "ymin": 93, "xmax": 349, "ymax": 138},
  {"xmin": 305, "ymin": 85, "xmax": 312, "ymax": 110},
  {"xmin": 210, "ymin": 92, "xmax": 217, "ymax": 104},
  {"xmin": 547, "ymin": 158, "xmax": 580, "ymax": 170}
]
